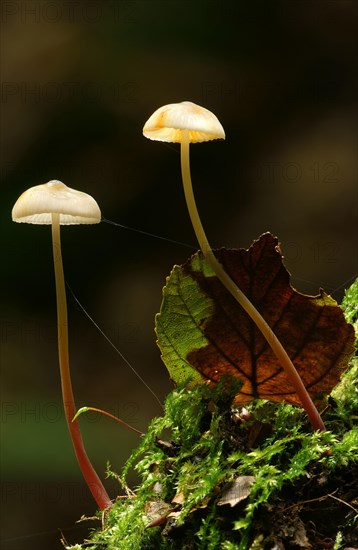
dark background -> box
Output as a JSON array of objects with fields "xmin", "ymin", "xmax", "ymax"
[{"xmin": 1, "ymin": 1, "xmax": 357, "ymax": 548}]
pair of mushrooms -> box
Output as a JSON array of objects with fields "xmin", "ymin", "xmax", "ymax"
[{"xmin": 12, "ymin": 101, "xmax": 324, "ymax": 510}]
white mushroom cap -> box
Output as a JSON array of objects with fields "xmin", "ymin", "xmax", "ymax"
[
  {"xmin": 12, "ymin": 180, "xmax": 101, "ymax": 225},
  {"xmin": 143, "ymin": 101, "xmax": 225, "ymax": 143}
]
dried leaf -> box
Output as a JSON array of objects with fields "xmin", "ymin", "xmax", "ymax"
[
  {"xmin": 156, "ymin": 233, "xmax": 355, "ymax": 405},
  {"xmin": 217, "ymin": 475, "xmax": 255, "ymax": 507},
  {"xmin": 171, "ymin": 491, "xmax": 185, "ymax": 505},
  {"xmin": 281, "ymin": 514, "xmax": 311, "ymax": 548},
  {"xmin": 144, "ymin": 499, "xmax": 172, "ymax": 528}
]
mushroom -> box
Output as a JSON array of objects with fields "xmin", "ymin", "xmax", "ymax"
[
  {"xmin": 143, "ymin": 102, "xmax": 325, "ymax": 431},
  {"xmin": 12, "ymin": 180, "xmax": 112, "ymax": 509}
]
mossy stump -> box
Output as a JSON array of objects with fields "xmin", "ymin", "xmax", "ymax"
[{"xmin": 66, "ymin": 364, "xmax": 357, "ymax": 550}]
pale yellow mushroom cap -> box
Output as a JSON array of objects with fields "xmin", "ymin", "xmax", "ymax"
[
  {"xmin": 12, "ymin": 180, "xmax": 101, "ymax": 225},
  {"xmin": 143, "ymin": 101, "xmax": 225, "ymax": 143}
]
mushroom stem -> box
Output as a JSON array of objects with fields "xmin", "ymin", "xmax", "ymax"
[
  {"xmin": 51, "ymin": 213, "xmax": 112, "ymax": 509},
  {"xmin": 180, "ymin": 131, "xmax": 325, "ymax": 432}
]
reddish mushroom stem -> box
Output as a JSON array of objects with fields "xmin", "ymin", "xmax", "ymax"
[
  {"xmin": 51, "ymin": 213, "xmax": 112, "ymax": 510},
  {"xmin": 180, "ymin": 133, "xmax": 325, "ymax": 432}
]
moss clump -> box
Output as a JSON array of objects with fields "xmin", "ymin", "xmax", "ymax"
[
  {"xmin": 67, "ymin": 282, "xmax": 357, "ymax": 550},
  {"xmin": 66, "ymin": 372, "xmax": 357, "ymax": 549},
  {"xmin": 341, "ymin": 278, "xmax": 358, "ymax": 332}
]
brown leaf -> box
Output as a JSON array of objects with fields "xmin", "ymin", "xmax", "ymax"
[
  {"xmin": 171, "ymin": 491, "xmax": 185, "ymax": 505},
  {"xmin": 144, "ymin": 499, "xmax": 172, "ymax": 528},
  {"xmin": 217, "ymin": 475, "xmax": 255, "ymax": 507},
  {"xmin": 181, "ymin": 233, "xmax": 355, "ymax": 405}
]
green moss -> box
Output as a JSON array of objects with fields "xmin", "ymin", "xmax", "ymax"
[
  {"xmin": 341, "ymin": 277, "xmax": 358, "ymax": 331},
  {"xmin": 67, "ymin": 281, "xmax": 357, "ymax": 550}
]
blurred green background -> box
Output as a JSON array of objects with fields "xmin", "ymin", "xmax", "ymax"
[{"xmin": 1, "ymin": 1, "xmax": 357, "ymax": 548}]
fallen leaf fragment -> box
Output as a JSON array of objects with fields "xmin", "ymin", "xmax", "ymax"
[
  {"xmin": 217, "ymin": 475, "xmax": 255, "ymax": 507},
  {"xmin": 171, "ymin": 491, "xmax": 185, "ymax": 505},
  {"xmin": 144, "ymin": 499, "xmax": 172, "ymax": 528}
]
